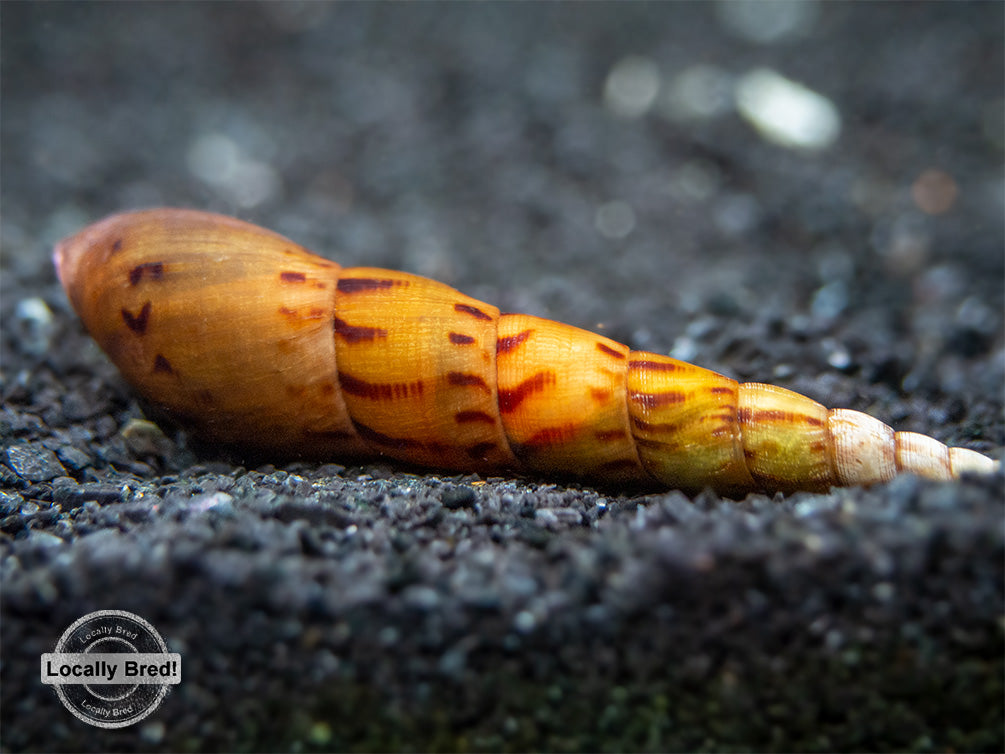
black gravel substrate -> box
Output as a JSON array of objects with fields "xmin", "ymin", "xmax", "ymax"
[{"xmin": 2, "ymin": 3, "xmax": 1003, "ymax": 752}]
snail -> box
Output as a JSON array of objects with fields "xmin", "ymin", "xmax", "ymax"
[{"xmin": 53, "ymin": 208, "xmax": 998, "ymax": 494}]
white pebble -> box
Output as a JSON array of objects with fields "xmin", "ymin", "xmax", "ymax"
[{"xmin": 735, "ymin": 68, "xmax": 840, "ymax": 151}]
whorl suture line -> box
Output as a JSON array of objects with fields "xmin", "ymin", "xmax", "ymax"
[{"xmin": 53, "ymin": 208, "xmax": 999, "ymax": 494}]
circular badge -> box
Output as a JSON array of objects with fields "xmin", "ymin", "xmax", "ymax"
[{"xmin": 41, "ymin": 610, "xmax": 181, "ymax": 729}]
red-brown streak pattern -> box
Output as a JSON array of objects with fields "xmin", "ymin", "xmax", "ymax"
[
  {"xmin": 153, "ymin": 354, "xmax": 174, "ymax": 374},
  {"xmin": 710, "ymin": 413, "xmax": 738, "ymax": 438},
  {"xmin": 498, "ymin": 371, "xmax": 556, "ymax": 413},
  {"xmin": 455, "ymin": 410, "xmax": 496, "ymax": 424},
  {"xmin": 628, "ymin": 390, "xmax": 687, "ymax": 409},
  {"xmin": 629, "ymin": 359, "xmax": 679, "ymax": 372},
  {"xmin": 590, "ymin": 388, "xmax": 613, "ymax": 404},
  {"xmin": 596, "ymin": 342, "xmax": 625, "ymax": 359},
  {"xmin": 446, "ymin": 372, "xmax": 491, "ymax": 393},
  {"xmin": 122, "ymin": 302, "xmax": 152, "ymax": 335},
  {"xmin": 333, "ymin": 316, "xmax": 388, "ymax": 343},
  {"xmin": 337, "ymin": 278, "xmax": 403, "ymax": 294},
  {"xmin": 338, "ymin": 371, "xmax": 424, "ymax": 401},
  {"xmin": 739, "ymin": 408, "xmax": 824, "ymax": 426},
  {"xmin": 497, "ymin": 329, "xmax": 532, "ymax": 354},
  {"xmin": 129, "ymin": 262, "xmax": 164, "ymax": 285},
  {"xmin": 454, "ymin": 303, "xmax": 493, "ymax": 322},
  {"xmin": 352, "ymin": 420, "xmax": 423, "ymax": 451},
  {"xmin": 710, "ymin": 387, "xmax": 735, "ymax": 395},
  {"xmin": 449, "ymin": 332, "xmax": 476, "ymax": 345},
  {"xmin": 280, "ymin": 271, "xmax": 307, "ymax": 283},
  {"xmin": 631, "ymin": 416, "xmax": 680, "ymax": 434},
  {"xmin": 524, "ymin": 424, "xmax": 578, "ymax": 446},
  {"xmin": 276, "ymin": 306, "xmax": 326, "ymax": 321}
]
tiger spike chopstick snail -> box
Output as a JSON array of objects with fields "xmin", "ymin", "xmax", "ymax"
[{"xmin": 53, "ymin": 208, "xmax": 999, "ymax": 494}]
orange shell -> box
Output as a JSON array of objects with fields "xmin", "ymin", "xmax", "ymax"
[{"xmin": 54, "ymin": 208, "xmax": 999, "ymax": 493}]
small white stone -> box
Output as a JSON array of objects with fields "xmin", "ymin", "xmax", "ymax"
[{"xmin": 735, "ymin": 68, "xmax": 840, "ymax": 151}]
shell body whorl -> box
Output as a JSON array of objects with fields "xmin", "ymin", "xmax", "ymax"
[
  {"xmin": 54, "ymin": 208, "xmax": 999, "ymax": 493},
  {"xmin": 54, "ymin": 209, "xmax": 365, "ymax": 457}
]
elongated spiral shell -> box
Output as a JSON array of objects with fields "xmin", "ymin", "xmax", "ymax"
[{"xmin": 54, "ymin": 209, "xmax": 998, "ymax": 494}]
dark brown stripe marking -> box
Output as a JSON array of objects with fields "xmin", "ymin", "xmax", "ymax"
[
  {"xmin": 631, "ymin": 416, "xmax": 681, "ymax": 434},
  {"xmin": 352, "ymin": 420, "xmax": 422, "ymax": 451},
  {"xmin": 337, "ymin": 278, "xmax": 400, "ymax": 294},
  {"xmin": 455, "ymin": 410, "xmax": 496, "ymax": 424},
  {"xmin": 111, "ymin": 238, "xmax": 123, "ymax": 253},
  {"xmin": 739, "ymin": 408, "xmax": 824, "ymax": 427},
  {"xmin": 710, "ymin": 387, "xmax": 735, "ymax": 395},
  {"xmin": 447, "ymin": 372, "xmax": 490, "ymax": 392},
  {"xmin": 590, "ymin": 387, "xmax": 613, "ymax": 404},
  {"xmin": 524, "ymin": 424, "xmax": 577, "ymax": 446},
  {"xmin": 709, "ymin": 412, "xmax": 738, "ymax": 439},
  {"xmin": 630, "ymin": 359, "xmax": 679, "ymax": 372},
  {"xmin": 466, "ymin": 442, "xmax": 498, "ymax": 459},
  {"xmin": 280, "ymin": 271, "xmax": 307, "ymax": 283},
  {"xmin": 338, "ymin": 371, "xmax": 423, "ymax": 401},
  {"xmin": 122, "ymin": 302, "xmax": 152, "ymax": 335},
  {"xmin": 498, "ymin": 371, "xmax": 555, "ymax": 413},
  {"xmin": 595, "ymin": 429, "xmax": 628, "ymax": 442},
  {"xmin": 449, "ymin": 332, "xmax": 476, "ymax": 345},
  {"xmin": 129, "ymin": 262, "xmax": 164, "ymax": 286},
  {"xmin": 454, "ymin": 303, "xmax": 492, "ymax": 322},
  {"xmin": 281, "ymin": 306, "xmax": 327, "ymax": 321},
  {"xmin": 596, "ymin": 342, "xmax": 626, "ymax": 359},
  {"xmin": 497, "ymin": 329, "xmax": 533, "ymax": 355},
  {"xmin": 333, "ymin": 316, "xmax": 387, "ymax": 343},
  {"xmin": 153, "ymin": 354, "xmax": 174, "ymax": 374},
  {"xmin": 629, "ymin": 390, "xmax": 686, "ymax": 409}
]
